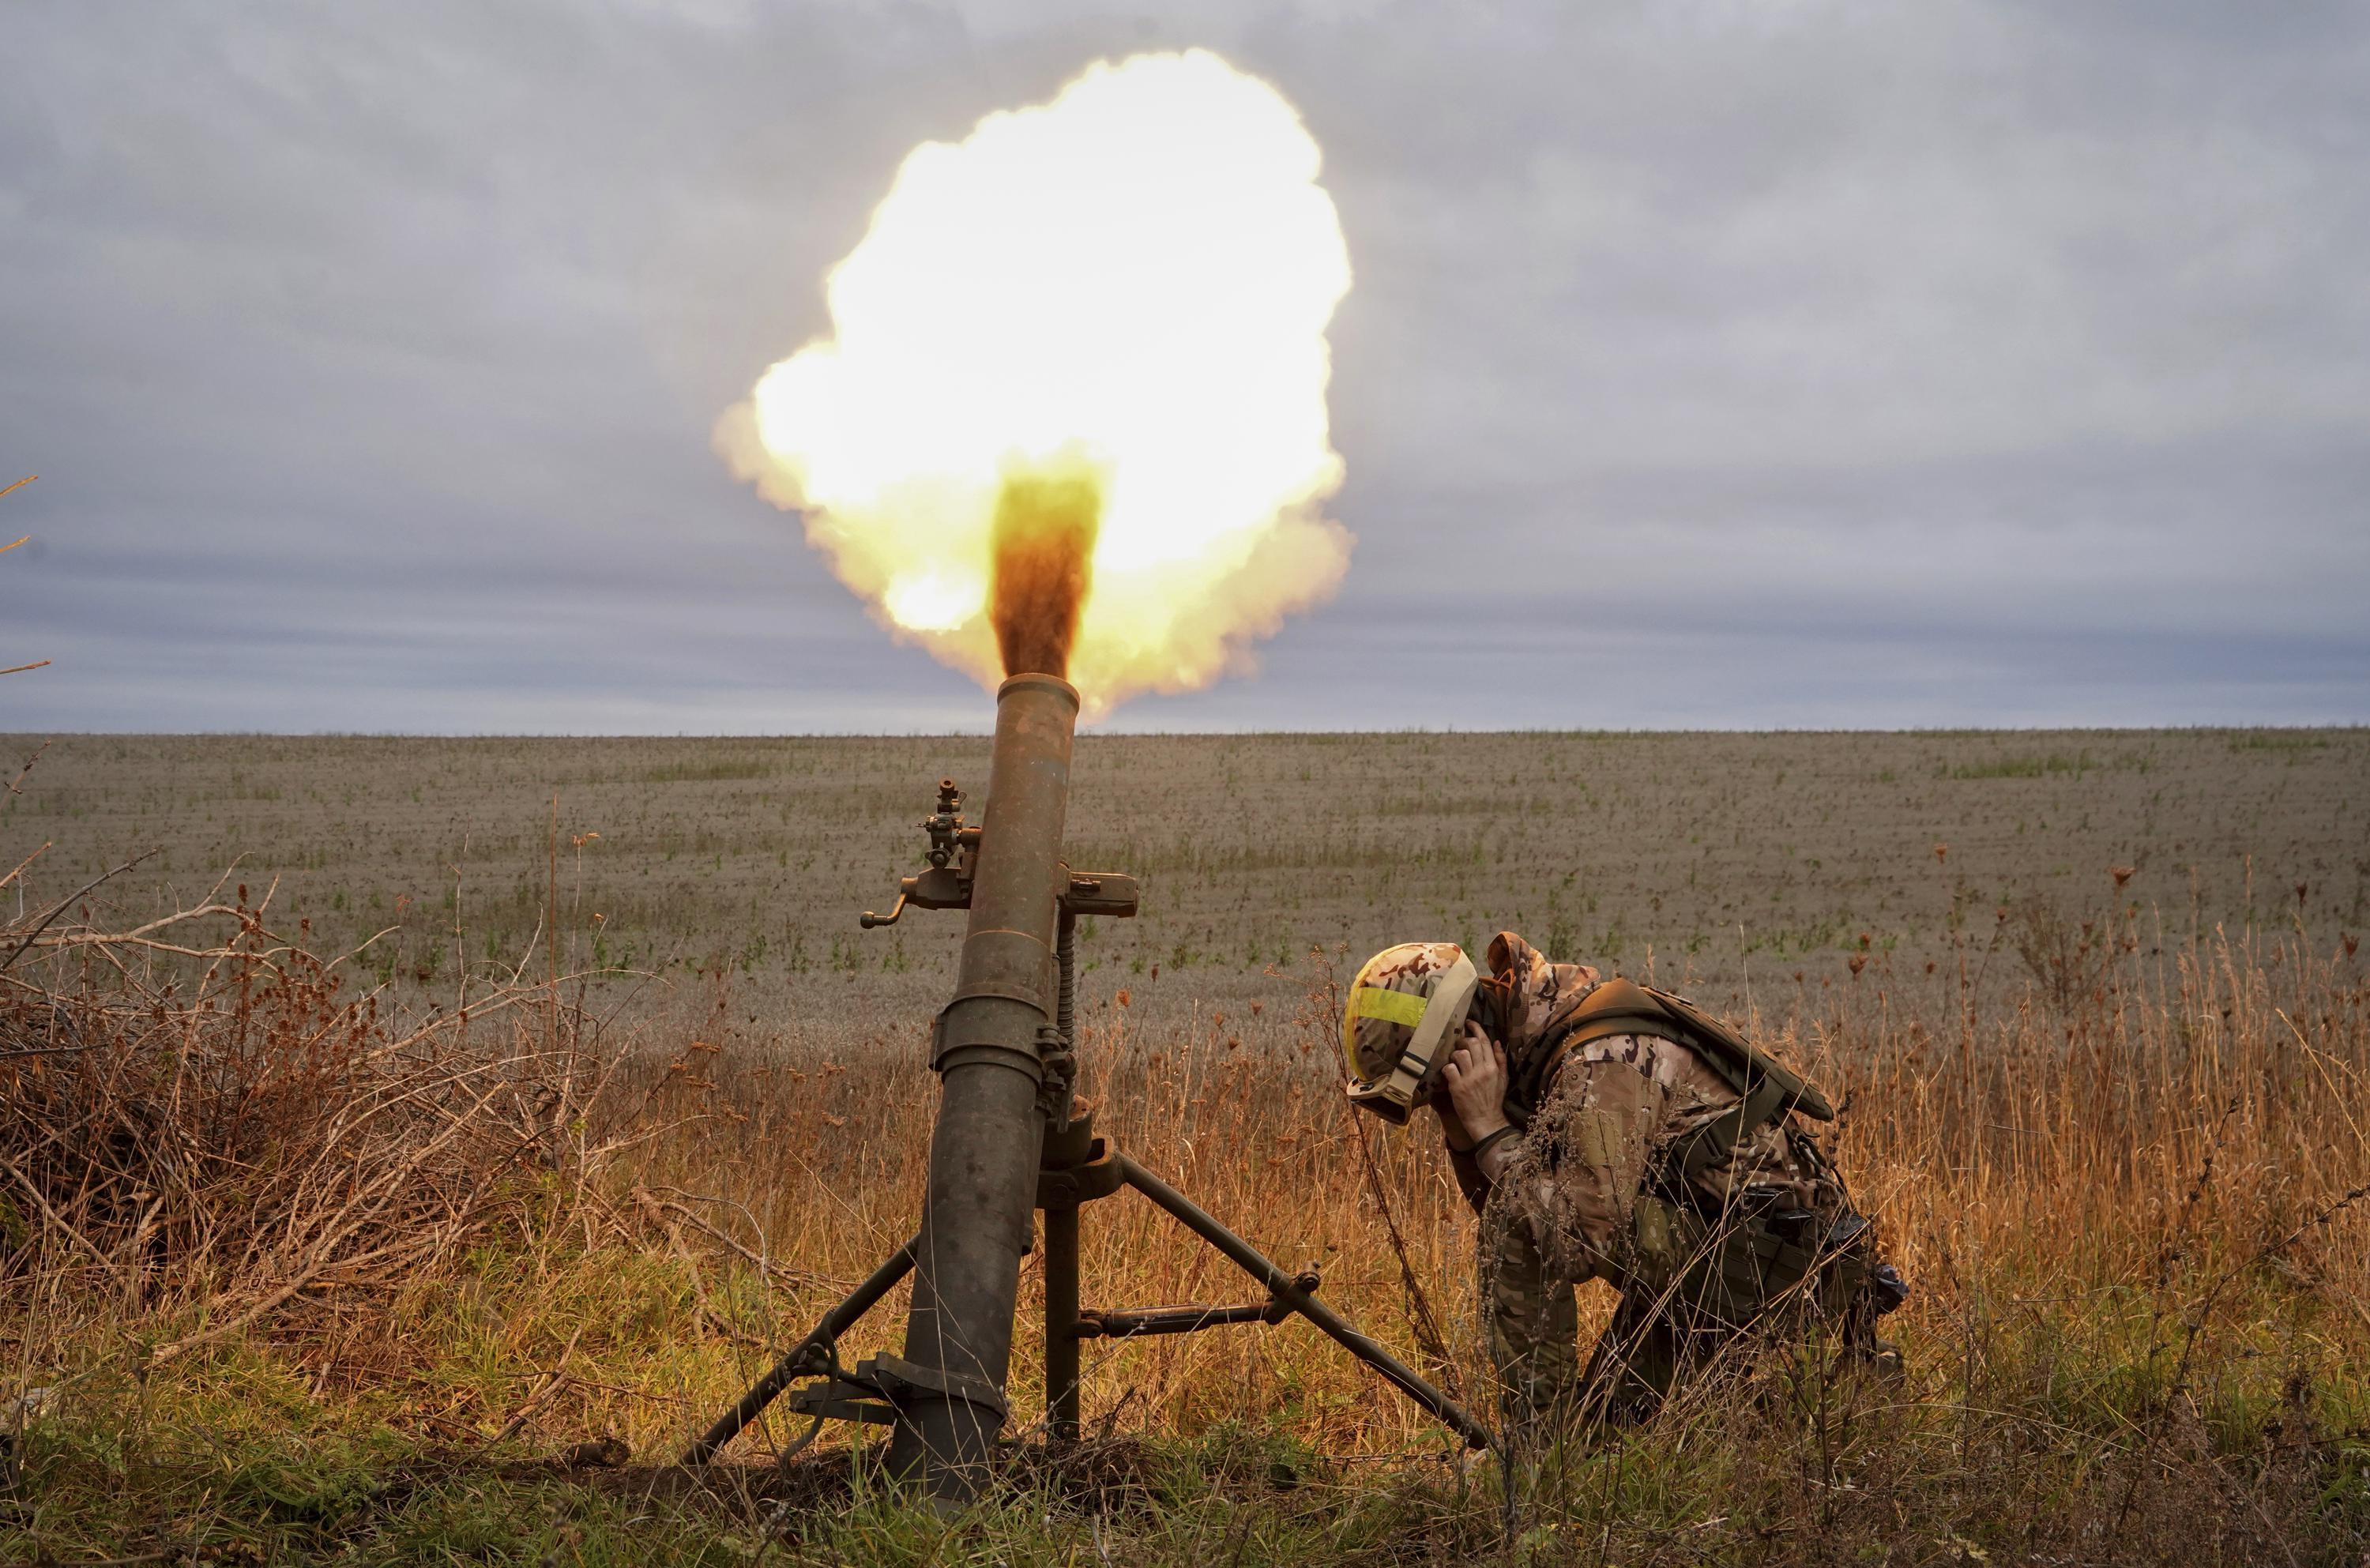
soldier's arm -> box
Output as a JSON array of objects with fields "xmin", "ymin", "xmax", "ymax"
[
  {"xmin": 1431, "ymin": 1081, "xmax": 1492, "ymax": 1214},
  {"xmin": 1445, "ymin": 1145, "xmax": 1492, "ymax": 1214}
]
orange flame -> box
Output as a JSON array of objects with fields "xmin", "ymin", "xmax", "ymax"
[{"xmin": 988, "ymin": 468, "xmax": 1100, "ymax": 679}]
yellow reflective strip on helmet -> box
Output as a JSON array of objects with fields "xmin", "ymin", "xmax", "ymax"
[{"xmin": 1350, "ymin": 986, "xmax": 1429, "ymax": 1028}]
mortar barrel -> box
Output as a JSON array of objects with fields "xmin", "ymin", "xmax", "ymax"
[{"xmin": 886, "ymin": 672, "xmax": 1078, "ymax": 1498}]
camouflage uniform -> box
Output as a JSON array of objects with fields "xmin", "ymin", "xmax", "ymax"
[{"xmin": 1451, "ymin": 933, "xmax": 1888, "ymax": 1435}]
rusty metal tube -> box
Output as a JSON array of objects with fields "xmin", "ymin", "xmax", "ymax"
[{"xmin": 886, "ymin": 674, "xmax": 1078, "ymax": 1498}]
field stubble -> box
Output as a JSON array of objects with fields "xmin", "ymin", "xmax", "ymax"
[{"xmin": 1, "ymin": 728, "xmax": 2365, "ymax": 1563}]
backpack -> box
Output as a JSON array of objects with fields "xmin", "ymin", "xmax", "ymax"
[{"xmin": 1504, "ymin": 977, "xmax": 1834, "ymax": 1186}]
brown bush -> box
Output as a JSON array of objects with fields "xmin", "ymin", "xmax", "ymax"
[{"xmin": 0, "ymin": 880, "xmax": 621, "ymax": 1367}]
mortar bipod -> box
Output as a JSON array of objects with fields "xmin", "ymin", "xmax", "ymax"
[
  {"xmin": 686, "ymin": 768, "xmax": 1488, "ymax": 1472},
  {"xmin": 1035, "ymin": 1101, "xmax": 1494, "ymax": 1452},
  {"xmin": 1041, "ymin": 1115, "xmax": 1316, "ymax": 1342},
  {"xmin": 683, "ymin": 1110, "xmax": 1493, "ymax": 1470},
  {"xmin": 680, "ymin": 1238, "xmax": 1010, "ymax": 1471},
  {"xmin": 679, "ymin": 1237, "xmax": 920, "ymax": 1468}
]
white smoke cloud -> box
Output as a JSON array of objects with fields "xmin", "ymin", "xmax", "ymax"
[{"xmin": 717, "ymin": 48, "xmax": 1354, "ymax": 715}]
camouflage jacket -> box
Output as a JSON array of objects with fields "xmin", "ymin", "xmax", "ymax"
[{"xmin": 1453, "ymin": 932, "xmax": 1834, "ymax": 1282}]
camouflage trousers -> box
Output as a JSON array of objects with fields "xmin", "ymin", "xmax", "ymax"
[
  {"xmin": 1482, "ymin": 1184, "xmax": 1883, "ymax": 1436},
  {"xmin": 1481, "ymin": 1197, "xmax": 1695, "ymax": 1435}
]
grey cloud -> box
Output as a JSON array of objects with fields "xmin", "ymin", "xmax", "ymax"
[{"xmin": 2, "ymin": 0, "xmax": 2364, "ymax": 733}]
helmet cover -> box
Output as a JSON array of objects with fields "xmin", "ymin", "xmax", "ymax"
[{"xmin": 1342, "ymin": 942, "xmax": 1479, "ymax": 1124}]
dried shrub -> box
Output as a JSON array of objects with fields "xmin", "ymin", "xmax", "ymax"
[{"xmin": 0, "ymin": 880, "xmax": 621, "ymax": 1363}]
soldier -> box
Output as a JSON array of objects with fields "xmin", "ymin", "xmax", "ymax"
[{"xmin": 1341, "ymin": 932, "xmax": 1905, "ymax": 1438}]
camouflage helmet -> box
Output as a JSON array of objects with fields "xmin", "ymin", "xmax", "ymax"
[{"xmin": 1341, "ymin": 942, "xmax": 1479, "ymax": 1125}]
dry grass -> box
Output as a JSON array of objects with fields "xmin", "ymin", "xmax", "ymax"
[
  {"xmin": 0, "ymin": 730, "xmax": 2365, "ymax": 1563},
  {"xmin": 629, "ymin": 915, "xmax": 2369, "ymax": 1557}
]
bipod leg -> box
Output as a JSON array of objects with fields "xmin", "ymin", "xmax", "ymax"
[
  {"xmin": 1043, "ymin": 1203, "xmax": 1082, "ymax": 1443},
  {"xmin": 1115, "ymin": 1154, "xmax": 1493, "ymax": 1451},
  {"xmin": 1037, "ymin": 1089, "xmax": 1099, "ymax": 1448},
  {"xmin": 681, "ymin": 1234, "xmax": 920, "ymax": 1468}
]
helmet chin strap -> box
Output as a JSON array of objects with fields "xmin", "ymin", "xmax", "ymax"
[{"xmin": 1351, "ymin": 955, "xmax": 1477, "ymax": 1122}]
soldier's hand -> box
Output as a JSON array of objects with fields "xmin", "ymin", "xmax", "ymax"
[{"xmin": 1439, "ymin": 1023, "xmax": 1509, "ymax": 1138}]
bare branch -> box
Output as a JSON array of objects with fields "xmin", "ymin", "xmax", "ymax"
[
  {"xmin": 0, "ymin": 849, "xmax": 161, "ymax": 973},
  {"xmin": 5, "ymin": 740, "xmax": 49, "ymax": 799},
  {"xmin": 0, "ymin": 841, "xmax": 51, "ymax": 896}
]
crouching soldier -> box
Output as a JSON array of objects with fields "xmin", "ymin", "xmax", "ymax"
[{"xmin": 1342, "ymin": 932, "xmax": 1906, "ymax": 1438}]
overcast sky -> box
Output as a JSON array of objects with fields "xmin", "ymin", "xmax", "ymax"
[{"xmin": 4, "ymin": 0, "xmax": 2365, "ymax": 733}]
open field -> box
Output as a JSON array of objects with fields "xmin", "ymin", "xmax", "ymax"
[
  {"xmin": 9, "ymin": 727, "xmax": 2365, "ymax": 1018},
  {"xmin": 3, "ymin": 728, "xmax": 2367, "ymax": 1564}
]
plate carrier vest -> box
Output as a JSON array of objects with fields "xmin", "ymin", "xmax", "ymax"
[{"xmin": 1503, "ymin": 976, "xmax": 1835, "ymax": 1188}]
